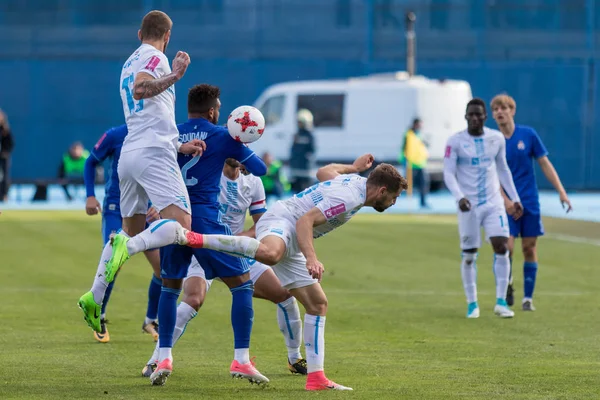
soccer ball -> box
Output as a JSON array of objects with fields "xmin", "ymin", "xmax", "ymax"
[{"xmin": 227, "ymin": 106, "xmax": 265, "ymax": 144}]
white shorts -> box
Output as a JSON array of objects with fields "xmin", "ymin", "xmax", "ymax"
[
  {"xmin": 256, "ymin": 203, "xmax": 319, "ymax": 290},
  {"xmin": 457, "ymin": 202, "xmax": 510, "ymax": 250},
  {"xmin": 184, "ymin": 256, "xmax": 271, "ymax": 290},
  {"xmin": 118, "ymin": 147, "xmax": 191, "ymax": 218}
]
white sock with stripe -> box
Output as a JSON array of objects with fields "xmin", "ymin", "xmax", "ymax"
[
  {"xmin": 277, "ymin": 297, "xmax": 303, "ymax": 361},
  {"xmin": 304, "ymin": 314, "xmax": 326, "ymax": 373}
]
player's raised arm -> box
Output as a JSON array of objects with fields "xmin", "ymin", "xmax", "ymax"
[
  {"xmin": 133, "ymin": 51, "xmax": 190, "ymax": 100},
  {"xmin": 296, "ymin": 207, "xmax": 328, "ymax": 281},
  {"xmin": 316, "ymin": 153, "xmax": 374, "ymax": 182},
  {"xmin": 442, "ymin": 138, "xmax": 465, "ymax": 202}
]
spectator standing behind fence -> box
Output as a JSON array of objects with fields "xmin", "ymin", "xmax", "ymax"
[
  {"xmin": 399, "ymin": 118, "xmax": 430, "ymax": 208},
  {"xmin": 289, "ymin": 108, "xmax": 316, "ymax": 194},
  {"xmin": 0, "ymin": 110, "xmax": 14, "ymax": 202},
  {"xmin": 58, "ymin": 141, "xmax": 90, "ymax": 201},
  {"xmin": 260, "ymin": 151, "xmax": 289, "ymax": 203}
]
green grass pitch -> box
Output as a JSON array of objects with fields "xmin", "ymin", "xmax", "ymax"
[{"xmin": 1, "ymin": 211, "xmax": 599, "ymax": 399}]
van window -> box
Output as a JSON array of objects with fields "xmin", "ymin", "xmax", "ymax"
[
  {"xmin": 297, "ymin": 94, "xmax": 345, "ymax": 128},
  {"xmin": 259, "ymin": 95, "xmax": 285, "ymax": 125}
]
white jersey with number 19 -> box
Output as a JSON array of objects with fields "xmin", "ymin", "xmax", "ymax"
[{"xmin": 119, "ymin": 44, "xmax": 178, "ymax": 154}]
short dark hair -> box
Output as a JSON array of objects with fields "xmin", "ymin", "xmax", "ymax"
[
  {"xmin": 188, "ymin": 84, "xmax": 221, "ymax": 114},
  {"xmin": 140, "ymin": 10, "xmax": 172, "ymax": 41},
  {"xmin": 466, "ymin": 98, "xmax": 486, "ymax": 112},
  {"xmin": 367, "ymin": 163, "xmax": 408, "ymax": 193}
]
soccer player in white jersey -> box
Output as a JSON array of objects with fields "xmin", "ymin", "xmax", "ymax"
[
  {"xmin": 142, "ymin": 159, "xmax": 307, "ymax": 378},
  {"xmin": 179, "ymin": 155, "xmax": 408, "ymax": 391},
  {"xmin": 77, "ymin": 10, "xmax": 205, "ymax": 350},
  {"xmin": 443, "ymin": 98, "xmax": 524, "ymax": 319}
]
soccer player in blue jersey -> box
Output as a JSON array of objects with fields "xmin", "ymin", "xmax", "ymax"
[
  {"xmin": 83, "ymin": 125, "xmax": 162, "ymax": 342},
  {"xmin": 491, "ymin": 94, "xmax": 572, "ymax": 311},
  {"xmin": 105, "ymin": 84, "xmax": 269, "ymax": 386}
]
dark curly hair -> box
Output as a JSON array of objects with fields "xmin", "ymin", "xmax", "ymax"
[
  {"xmin": 466, "ymin": 97, "xmax": 486, "ymax": 112},
  {"xmin": 188, "ymin": 84, "xmax": 221, "ymax": 114}
]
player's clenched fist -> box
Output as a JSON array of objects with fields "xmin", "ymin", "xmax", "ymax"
[
  {"xmin": 353, "ymin": 153, "xmax": 375, "ymax": 172},
  {"xmin": 172, "ymin": 51, "xmax": 190, "ymax": 79}
]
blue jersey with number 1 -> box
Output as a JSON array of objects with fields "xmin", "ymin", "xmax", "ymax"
[{"xmin": 177, "ymin": 118, "xmax": 266, "ymax": 221}]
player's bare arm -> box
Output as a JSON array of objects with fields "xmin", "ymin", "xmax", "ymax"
[
  {"xmin": 296, "ymin": 207, "xmax": 328, "ymax": 281},
  {"xmin": 537, "ymin": 156, "xmax": 572, "ymax": 212},
  {"xmin": 316, "ymin": 153, "xmax": 374, "ymax": 181},
  {"xmin": 499, "ymin": 187, "xmax": 516, "ymax": 215},
  {"xmin": 237, "ymin": 213, "xmax": 264, "ymax": 238},
  {"xmin": 133, "ymin": 51, "xmax": 190, "ymax": 100}
]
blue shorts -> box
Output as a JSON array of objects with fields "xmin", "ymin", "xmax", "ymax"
[
  {"xmin": 508, "ymin": 210, "xmax": 544, "ymax": 238},
  {"xmin": 102, "ymin": 212, "xmax": 123, "ymax": 244},
  {"xmin": 159, "ymin": 216, "xmax": 251, "ymax": 280}
]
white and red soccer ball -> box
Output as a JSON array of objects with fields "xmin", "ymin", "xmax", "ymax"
[{"xmin": 227, "ymin": 105, "xmax": 265, "ymax": 144}]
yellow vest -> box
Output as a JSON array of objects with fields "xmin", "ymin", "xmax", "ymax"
[{"xmin": 403, "ymin": 130, "xmax": 428, "ymax": 168}]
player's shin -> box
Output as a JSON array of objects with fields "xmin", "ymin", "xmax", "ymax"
[
  {"xmin": 157, "ymin": 287, "xmax": 181, "ymax": 362},
  {"xmin": 126, "ymin": 220, "xmax": 187, "ymax": 256},
  {"xmin": 523, "ymin": 262, "xmax": 538, "ymax": 299},
  {"xmin": 145, "ymin": 275, "xmax": 162, "ymax": 325},
  {"xmin": 460, "ymin": 252, "xmax": 478, "ymax": 305},
  {"xmin": 277, "ymin": 297, "xmax": 303, "ymax": 361},
  {"xmin": 90, "ymin": 239, "xmax": 120, "ymax": 304},
  {"xmin": 173, "ymin": 301, "xmax": 197, "ymax": 345},
  {"xmin": 185, "ymin": 232, "xmax": 260, "ymax": 259},
  {"xmin": 304, "ymin": 314, "xmax": 326, "ymax": 373},
  {"xmin": 231, "ymin": 280, "xmax": 254, "ymax": 364},
  {"xmin": 494, "ymin": 252, "xmax": 511, "ymax": 303}
]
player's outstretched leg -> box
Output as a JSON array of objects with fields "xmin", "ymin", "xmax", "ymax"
[
  {"xmin": 493, "ymin": 251, "xmax": 514, "ymax": 318},
  {"xmin": 185, "ymin": 232, "xmax": 261, "ymax": 260},
  {"xmin": 105, "ymin": 220, "xmax": 188, "ymax": 282},
  {"xmin": 461, "ymin": 251, "xmax": 479, "ymax": 318}
]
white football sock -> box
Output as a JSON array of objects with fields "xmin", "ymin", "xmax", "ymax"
[
  {"xmin": 126, "ymin": 219, "xmax": 186, "ymax": 256},
  {"xmin": 461, "ymin": 252, "xmax": 478, "ymax": 304},
  {"xmin": 173, "ymin": 302, "xmax": 198, "ymax": 345},
  {"xmin": 234, "ymin": 348, "xmax": 250, "ymax": 364},
  {"xmin": 202, "ymin": 235, "xmax": 260, "ymax": 259},
  {"xmin": 90, "ymin": 232, "xmax": 130, "ymax": 304},
  {"xmin": 158, "ymin": 347, "xmax": 172, "ymax": 362},
  {"xmin": 277, "ymin": 297, "xmax": 303, "ymax": 361},
  {"xmin": 494, "ymin": 251, "xmax": 511, "ymax": 300},
  {"xmin": 304, "ymin": 314, "xmax": 326, "ymax": 373}
]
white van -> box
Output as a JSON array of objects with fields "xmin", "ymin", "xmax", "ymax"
[{"xmin": 251, "ymin": 71, "xmax": 473, "ymax": 188}]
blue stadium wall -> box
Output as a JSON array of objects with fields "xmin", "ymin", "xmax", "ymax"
[{"xmin": 1, "ymin": 0, "xmax": 599, "ymax": 189}]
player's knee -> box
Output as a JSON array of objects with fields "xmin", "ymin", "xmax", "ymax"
[
  {"xmin": 493, "ymin": 243, "xmax": 509, "ymax": 254},
  {"xmin": 462, "ymin": 251, "xmax": 477, "ymax": 266},
  {"xmin": 260, "ymin": 248, "xmax": 283, "ymax": 266},
  {"xmin": 306, "ymin": 298, "xmax": 328, "ymax": 316},
  {"xmin": 182, "ymin": 292, "xmax": 204, "ymax": 311},
  {"xmin": 522, "ymin": 243, "xmax": 536, "ymax": 259},
  {"xmin": 271, "ymin": 288, "xmax": 292, "ymax": 304}
]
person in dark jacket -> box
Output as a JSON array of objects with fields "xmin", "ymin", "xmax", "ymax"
[
  {"xmin": 0, "ymin": 110, "xmax": 14, "ymax": 201},
  {"xmin": 289, "ymin": 108, "xmax": 316, "ymax": 194}
]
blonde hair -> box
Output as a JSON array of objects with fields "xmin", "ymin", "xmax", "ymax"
[{"xmin": 490, "ymin": 94, "xmax": 516, "ymax": 111}]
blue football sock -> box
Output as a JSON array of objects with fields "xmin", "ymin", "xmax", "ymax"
[
  {"xmin": 523, "ymin": 262, "xmax": 538, "ymax": 299},
  {"xmin": 230, "ymin": 280, "xmax": 254, "ymax": 349},
  {"xmin": 100, "ymin": 280, "xmax": 115, "ymax": 317},
  {"xmin": 146, "ymin": 275, "xmax": 162, "ymax": 321},
  {"xmin": 158, "ymin": 287, "xmax": 181, "ymax": 348}
]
